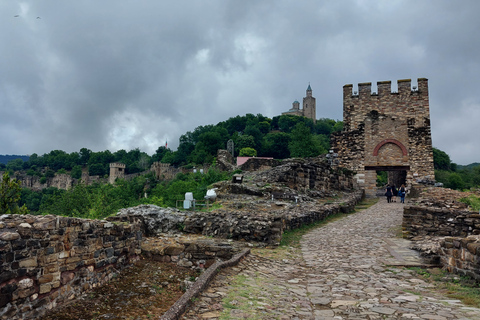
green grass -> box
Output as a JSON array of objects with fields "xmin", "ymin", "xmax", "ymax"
[
  {"xmin": 409, "ymin": 267, "xmax": 480, "ymax": 307},
  {"xmin": 460, "ymin": 195, "xmax": 480, "ymax": 211}
]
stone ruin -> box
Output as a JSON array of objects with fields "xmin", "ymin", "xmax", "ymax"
[
  {"xmin": 0, "ymin": 155, "xmax": 362, "ymax": 319},
  {"xmin": 331, "ymin": 78, "xmax": 435, "ymax": 197}
]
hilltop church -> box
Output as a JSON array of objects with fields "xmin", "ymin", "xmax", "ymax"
[{"xmin": 282, "ymin": 84, "xmax": 316, "ymax": 122}]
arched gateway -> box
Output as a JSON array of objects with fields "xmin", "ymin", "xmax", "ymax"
[{"xmin": 331, "ymin": 78, "xmax": 435, "ymax": 197}]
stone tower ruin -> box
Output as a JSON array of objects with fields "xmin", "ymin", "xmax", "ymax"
[
  {"xmin": 109, "ymin": 162, "xmax": 126, "ymax": 184},
  {"xmin": 331, "ymin": 78, "xmax": 435, "ymax": 197}
]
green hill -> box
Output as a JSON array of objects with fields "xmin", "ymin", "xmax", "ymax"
[{"xmin": 0, "ymin": 154, "xmax": 29, "ymax": 165}]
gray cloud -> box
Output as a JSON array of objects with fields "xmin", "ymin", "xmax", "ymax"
[{"xmin": 1, "ymin": 0, "xmax": 479, "ymax": 164}]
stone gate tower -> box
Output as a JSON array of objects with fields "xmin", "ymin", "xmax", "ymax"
[{"xmin": 331, "ymin": 78, "xmax": 435, "ymax": 197}]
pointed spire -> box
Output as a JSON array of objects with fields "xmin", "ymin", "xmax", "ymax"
[{"xmin": 307, "ymin": 82, "xmax": 312, "ymax": 91}]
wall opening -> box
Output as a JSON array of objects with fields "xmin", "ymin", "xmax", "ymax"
[{"xmin": 364, "ymin": 166, "xmax": 409, "ymax": 197}]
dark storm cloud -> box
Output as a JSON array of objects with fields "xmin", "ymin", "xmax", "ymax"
[{"xmin": 1, "ymin": 0, "xmax": 479, "ymax": 164}]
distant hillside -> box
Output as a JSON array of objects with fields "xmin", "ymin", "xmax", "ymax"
[
  {"xmin": 457, "ymin": 163, "xmax": 480, "ymax": 170},
  {"xmin": 0, "ymin": 154, "xmax": 30, "ymax": 165}
]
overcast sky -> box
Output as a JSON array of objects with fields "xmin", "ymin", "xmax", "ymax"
[{"xmin": 1, "ymin": 1, "xmax": 479, "ymax": 165}]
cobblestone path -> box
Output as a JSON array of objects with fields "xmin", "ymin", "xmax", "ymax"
[{"xmin": 181, "ymin": 201, "xmax": 480, "ymax": 319}]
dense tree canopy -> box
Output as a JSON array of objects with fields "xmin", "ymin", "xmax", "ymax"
[
  {"xmin": 4, "ymin": 114, "xmax": 343, "ymax": 176},
  {"xmin": 1, "ymin": 172, "xmax": 28, "ymax": 214}
]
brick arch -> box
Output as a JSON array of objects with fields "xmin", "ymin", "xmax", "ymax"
[{"xmin": 373, "ymin": 139, "xmax": 408, "ymax": 156}]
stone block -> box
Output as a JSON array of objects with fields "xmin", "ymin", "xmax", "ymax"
[
  {"xmin": 61, "ymin": 271, "xmax": 75, "ymax": 285},
  {"xmin": 18, "ymin": 278, "xmax": 34, "ymax": 289},
  {"xmin": 39, "ymin": 283, "xmax": 52, "ymax": 294},
  {"xmin": 164, "ymin": 245, "xmax": 185, "ymax": 256},
  {"xmin": 0, "ymin": 231, "xmax": 21, "ymax": 241},
  {"xmin": 38, "ymin": 274, "xmax": 54, "ymax": 284},
  {"xmin": 44, "ymin": 263, "xmax": 59, "ymax": 274},
  {"xmin": 15, "ymin": 287, "xmax": 36, "ymax": 299},
  {"xmin": 19, "ymin": 257, "xmax": 37, "ymax": 268}
]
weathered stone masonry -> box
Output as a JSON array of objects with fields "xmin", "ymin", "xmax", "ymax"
[
  {"xmin": 403, "ymin": 205, "xmax": 480, "ymax": 280},
  {"xmin": 0, "ymin": 215, "xmax": 142, "ymax": 320},
  {"xmin": 332, "ymin": 78, "xmax": 435, "ymax": 197}
]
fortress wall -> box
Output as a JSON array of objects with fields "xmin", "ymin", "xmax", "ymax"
[
  {"xmin": 184, "ymin": 191, "xmax": 363, "ymax": 245},
  {"xmin": 439, "ymin": 236, "xmax": 480, "ymax": 281},
  {"xmin": 403, "ymin": 205, "xmax": 480, "ymax": 238},
  {"xmin": 403, "ymin": 205, "xmax": 480, "ymax": 279},
  {"xmin": 0, "ymin": 215, "xmax": 142, "ymax": 320}
]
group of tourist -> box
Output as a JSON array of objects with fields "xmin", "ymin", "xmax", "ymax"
[{"xmin": 384, "ymin": 184, "xmax": 406, "ymax": 203}]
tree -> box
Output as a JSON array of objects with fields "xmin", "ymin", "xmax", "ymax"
[
  {"xmin": 239, "ymin": 147, "xmax": 257, "ymax": 157},
  {"xmin": 0, "ymin": 172, "xmax": 28, "ymax": 214},
  {"xmin": 263, "ymin": 132, "xmax": 291, "ymax": 159},
  {"xmin": 71, "ymin": 165, "xmax": 83, "ymax": 179},
  {"xmin": 433, "ymin": 147, "xmax": 452, "ymax": 171},
  {"xmin": 315, "ymin": 118, "xmax": 335, "ymax": 135},
  {"xmin": 235, "ymin": 135, "xmax": 256, "ymax": 152},
  {"xmin": 79, "ymin": 148, "xmax": 92, "ymax": 165},
  {"xmin": 6, "ymin": 158, "xmax": 24, "ymax": 172},
  {"xmin": 151, "ymin": 146, "xmax": 170, "ymax": 163},
  {"xmin": 288, "ymin": 123, "xmax": 319, "ymax": 158},
  {"xmin": 89, "ymin": 163, "xmax": 107, "ymax": 176},
  {"xmin": 446, "ymin": 173, "xmax": 465, "ymax": 190}
]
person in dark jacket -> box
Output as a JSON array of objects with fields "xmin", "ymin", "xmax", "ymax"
[{"xmin": 385, "ymin": 184, "xmax": 393, "ymax": 203}]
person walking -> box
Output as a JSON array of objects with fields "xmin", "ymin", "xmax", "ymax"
[
  {"xmin": 399, "ymin": 184, "xmax": 406, "ymax": 203},
  {"xmin": 385, "ymin": 184, "xmax": 393, "ymax": 203},
  {"xmin": 392, "ymin": 184, "xmax": 398, "ymax": 202}
]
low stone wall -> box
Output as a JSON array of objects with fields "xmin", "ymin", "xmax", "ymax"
[
  {"xmin": 0, "ymin": 214, "xmax": 142, "ymax": 320},
  {"xmin": 141, "ymin": 237, "xmax": 238, "ymax": 268},
  {"xmin": 439, "ymin": 236, "xmax": 480, "ymax": 281},
  {"xmin": 284, "ymin": 193, "xmax": 362, "ymax": 231},
  {"xmin": 403, "ymin": 205, "xmax": 480, "ymax": 280},
  {"xmin": 184, "ymin": 191, "xmax": 364, "ymax": 245},
  {"xmin": 239, "ymin": 158, "xmax": 281, "ymax": 172},
  {"xmin": 403, "ymin": 206, "xmax": 480, "ymax": 238}
]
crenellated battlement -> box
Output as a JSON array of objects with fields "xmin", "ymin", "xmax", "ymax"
[
  {"xmin": 343, "ymin": 78, "xmax": 430, "ymax": 133},
  {"xmin": 109, "ymin": 162, "xmax": 126, "ymax": 168},
  {"xmin": 344, "ymin": 78, "xmax": 428, "ymax": 98}
]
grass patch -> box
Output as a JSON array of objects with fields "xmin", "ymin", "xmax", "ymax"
[
  {"xmin": 409, "ymin": 267, "xmax": 480, "ymax": 307},
  {"xmin": 460, "ymin": 195, "xmax": 480, "ymax": 211}
]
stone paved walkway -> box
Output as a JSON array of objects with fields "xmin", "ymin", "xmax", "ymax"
[{"xmin": 181, "ymin": 200, "xmax": 480, "ymax": 319}]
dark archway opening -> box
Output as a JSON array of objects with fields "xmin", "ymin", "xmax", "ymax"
[{"xmin": 365, "ymin": 166, "xmax": 409, "ymax": 197}]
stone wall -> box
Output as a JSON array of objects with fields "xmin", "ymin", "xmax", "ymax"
[
  {"xmin": 402, "ymin": 205, "xmax": 480, "ymax": 238},
  {"xmin": 183, "ymin": 191, "xmax": 363, "ymax": 245},
  {"xmin": 0, "ymin": 214, "xmax": 142, "ymax": 320},
  {"xmin": 239, "ymin": 158, "xmax": 281, "ymax": 172},
  {"xmin": 439, "ymin": 236, "xmax": 480, "ymax": 281},
  {"xmin": 403, "ymin": 205, "xmax": 480, "ymax": 279},
  {"xmin": 251, "ymin": 158, "xmax": 355, "ymax": 192},
  {"xmin": 216, "ymin": 150, "xmax": 236, "ymax": 172},
  {"xmin": 331, "ymin": 78, "xmax": 435, "ymax": 197},
  {"xmin": 141, "ymin": 237, "xmax": 237, "ymax": 269}
]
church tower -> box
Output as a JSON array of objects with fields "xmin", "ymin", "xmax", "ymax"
[{"xmin": 302, "ymin": 84, "xmax": 316, "ymax": 122}]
